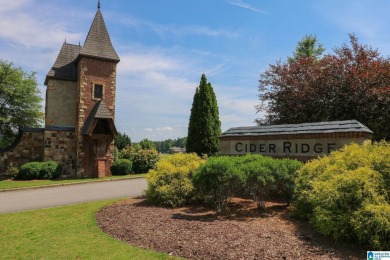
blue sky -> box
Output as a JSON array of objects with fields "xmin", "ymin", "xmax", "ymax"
[{"xmin": 1, "ymin": 0, "xmax": 390, "ymax": 141}]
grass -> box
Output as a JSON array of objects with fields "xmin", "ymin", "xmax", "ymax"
[
  {"xmin": 0, "ymin": 199, "xmax": 178, "ymax": 259},
  {"xmin": 0, "ymin": 174, "xmax": 147, "ymax": 191},
  {"xmin": 159, "ymin": 153, "xmax": 173, "ymax": 160}
]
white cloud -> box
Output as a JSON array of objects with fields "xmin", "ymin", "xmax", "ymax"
[
  {"xmin": 0, "ymin": 0, "xmax": 28, "ymax": 12},
  {"xmin": 156, "ymin": 127, "xmax": 173, "ymax": 132},
  {"xmin": 0, "ymin": 4, "xmax": 82, "ymax": 49},
  {"xmin": 120, "ymin": 17, "xmax": 238, "ymax": 38},
  {"xmin": 226, "ymin": 0, "xmax": 268, "ymax": 14}
]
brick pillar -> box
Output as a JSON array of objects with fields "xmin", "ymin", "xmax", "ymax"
[{"xmin": 97, "ymin": 158, "xmax": 107, "ymax": 178}]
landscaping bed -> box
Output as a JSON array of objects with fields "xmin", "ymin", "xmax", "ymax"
[{"xmin": 97, "ymin": 198, "xmax": 365, "ymax": 259}]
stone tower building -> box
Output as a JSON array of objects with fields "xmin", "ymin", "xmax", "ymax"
[{"xmin": 0, "ymin": 3, "xmax": 119, "ymax": 178}]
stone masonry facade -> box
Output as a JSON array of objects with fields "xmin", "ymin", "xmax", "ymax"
[
  {"xmin": 0, "ymin": 4, "xmax": 119, "ymax": 177},
  {"xmin": 220, "ymin": 120, "xmax": 374, "ymax": 162},
  {"xmin": 0, "ymin": 127, "xmax": 76, "ymax": 175},
  {"xmin": 75, "ymin": 58, "xmax": 117, "ymax": 176}
]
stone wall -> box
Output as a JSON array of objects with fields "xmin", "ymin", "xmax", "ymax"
[
  {"xmin": 43, "ymin": 128, "xmax": 76, "ymax": 177},
  {"xmin": 220, "ymin": 132, "xmax": 373, "ymax": 162},
  {"xmin": 0, "ymin": 129, "xmax": 44, "ymax": 173},
  {"xmin": 0, "ymin": 127, "xmax": 76, "ymax": 176},
  {"xmin": 45, "ymin": 79, "xmax": 78, "ymax": 127}
]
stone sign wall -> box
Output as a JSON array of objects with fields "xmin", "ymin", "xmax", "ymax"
[{"xmin": 220, "ymin": 120, "xmax": 373, "ymax": 161}]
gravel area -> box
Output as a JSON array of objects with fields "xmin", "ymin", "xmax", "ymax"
[{"xmin": 96, "ymin": 198, "xmax": 365, "ymax": 259}]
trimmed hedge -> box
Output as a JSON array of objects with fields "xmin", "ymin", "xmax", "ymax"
[
  {"xmin": 16, "ymin": 161, "xmax": 61, "ymax": 180},
  {"xmin": 145, "ymin": 153, "xmax": 302, "ymax": 213},
  {"xmin": 146, "ymin": 153, "xmax": 204, "ymax": 207},
  {"xmin": 193, "ymin": 154, "xmax": 302, "ymax": 213},
  {"xmin": 110, "ymin": 159, "xmax": 132, "ymax": 175},
  {"xmin": 292, "ymin": 141, "xmax": 390, "ymax": 250},
  {"xmin": 193, "ymin": 156, "xmax": 244, "ymax": 213}
]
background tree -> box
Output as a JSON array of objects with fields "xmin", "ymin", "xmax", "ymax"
[
  {"xmin": 138, "ymin": 138, "xmax": 155, "ymax": 150},
  {"xmin": 256, "ymin": 34, "xmax": 390, "ymax": 141},
  {"xmin": 0, "ymin": 61, "xmax": 43, "ymax": 147},
  {"xmin": 153, "ymin": 137, "xmax": 187, "ymax": 153},
  {"xmin": 114, "ymin": 132, "xmax": 131, "ymax": 150},
  {"xmin": 288, "ymin": 34, "xmax": 325, "ymax": 62},
  {"xmin": 186, "ymin": 74, "xmax": 221, "ymax": 155}
]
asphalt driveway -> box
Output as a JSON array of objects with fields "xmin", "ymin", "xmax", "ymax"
[{"xmin": 0, "ymin": 178, "xmax": 147, "ymax": 213}]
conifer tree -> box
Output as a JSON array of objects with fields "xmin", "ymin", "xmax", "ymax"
[
  {"xmin": 186, "ymin": 74, "xmax": 221, "ymax": 155},
  {"xmin": 186, "ymin": 87, "xmax": 200, "ymax": 153}
]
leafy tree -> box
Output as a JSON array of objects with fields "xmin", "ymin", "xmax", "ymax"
[
  {"xmin": 114, "ymin": 132, "xmax": 131, "ymax": 150},
  {"xmin": 119, "ymin": 143, "xmax": 159, "ymax": 174},
  {"xmin": 256, "ymin": 34, "xmax": 390, "ymax": 141},
  {"xmin": 186, "ymin": 74, "xmax": 221, "ymax": 156},
  {"xmin": 0, "ymin": 61, "xmax": 43, "ymax": 147},
  {"xmin": 288, "ymin": 34, "xmax": 325, "ymax": 62},
  {"xmin": 138, "ymin": 138, "xmax": 155, "ymax": 150}
]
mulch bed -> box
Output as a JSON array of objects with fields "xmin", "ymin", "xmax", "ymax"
[{"xmin": 96, "ymin": 198, "xmax": 366, "ymax": 259}]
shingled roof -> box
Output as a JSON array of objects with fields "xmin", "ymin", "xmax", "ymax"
[
  {"xmin": 221, "ymin": 120, "xmax": 373, "ymax": 137},
  {"xmin": 79, "ymin": 8, "xmax": 120, "ymax": 62},
  {"xmin": 82, "ymin": 100, "xmax": 117, "ymax": 136},
  {"xmin": 45, "ymin": 5, "xmax": 119, "ymax": 86},
  {"xmin": 45, "ymin": 43, "xmax": 81, "ymax": 84}
]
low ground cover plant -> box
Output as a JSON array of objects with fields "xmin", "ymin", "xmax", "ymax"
[
  {"xmin": 15, "ymin": 161, "xmax": 61, "ymax": 180},
  {"xmin": 1, "ymin": 166, "xmax": 19, "ymax": 179},
  {"xmin": 293, "ymin": 141, "xmax": 390, "ymax": 250},
  {"xmin": 146, "ymin": 153, "xmax": 205, "ymax": 207}
]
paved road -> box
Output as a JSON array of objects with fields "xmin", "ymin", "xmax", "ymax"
[{"xmin": 0, "ymin": 178, "xmax": 147, "ymax": 214}]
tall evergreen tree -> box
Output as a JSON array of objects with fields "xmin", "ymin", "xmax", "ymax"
[
  {"xmin": 186, "ymin": 74, "xmax": 221, "ymax": 156},
  {"xmin": 288, "ymin": 34, "xmax": 325, "ymax": 62},
  {"xmin": 186, "ymin": 87, "xmax": 200, "ymax": 153}
]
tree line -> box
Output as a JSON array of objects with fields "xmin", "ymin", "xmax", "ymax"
[{"xmin": 114, "ymin": 132, "xmax": 187, "ymax": 153}]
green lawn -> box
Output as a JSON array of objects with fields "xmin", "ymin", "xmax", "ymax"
[
  {"xmin": 159, "ymin": 153, "xmax": 173, "ymax": 160},
  {"xmin": 0, "ymin": 199, "xmax": 178, "ymax": 259},
  {"xmin": 0, "ymin": 174, "xmax": 147, "ymax": 190}
]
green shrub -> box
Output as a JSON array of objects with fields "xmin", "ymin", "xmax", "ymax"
[
  {"xmin": 193, "ymin": 156, "xmax": 244, "ymax": 213},
  {"xmin": 278, "ymin": 159, "xmax": 303, "ymax": 202},
  {"xmin": 16, "ymin": 162, "xmax": 42, "ymax": 180},
  {"xmin": 238, "ymin": 156, "xmax": 275, "ymax": 210},
  {"xmin": 40, "ymin": 161, "xmax": 61, "ymax": 179},
  {"xmin": 110, "ymin": 159, "xmax": 132, "ymax": 175},
  {"xmin": 120, "ymin": 145, "xmax": 159, "ymax": 174},
  {"xmin": 292, "ymin": 141, "xmax": 390, "ymax": 249},
  {"xmin": 3, "ymin": 166, "xmax": 19, "ymax": 179},
  {"xmin": 146, "ymin": 153, "xmax": 204, "ymax": 207},
  {"xmin": 16, "ymin": 161, "xmax": 61, "ymax": 180},
  {"xmin": 352, "ymin": 203, "xmax": 390, "ymax": 249},
  {"xmin": 237, "ymin": 154, "xmax": 302, "ymax": 210}
]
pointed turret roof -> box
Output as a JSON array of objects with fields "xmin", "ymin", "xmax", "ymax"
[
  {"xmin": 79, "ymin": 7, "xmax": 120, "ymax": 62},
  {"xmin": 45, "ymin": 42, "xmax": 81, "ymax": 84}
]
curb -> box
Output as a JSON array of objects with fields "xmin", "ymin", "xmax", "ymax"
[{"xmin": 0, "ymin": 176, "xmax": 146, "ymax": 193}]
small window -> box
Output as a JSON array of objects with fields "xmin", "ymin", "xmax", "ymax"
[{"xmin": 94, "ymin": 84, "xmax": 103, "ymax": 99}]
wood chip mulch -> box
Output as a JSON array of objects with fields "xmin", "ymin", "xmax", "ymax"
[{"xmin": 96, "ymin": 198, "xmax": 366, "ymax": 260}]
